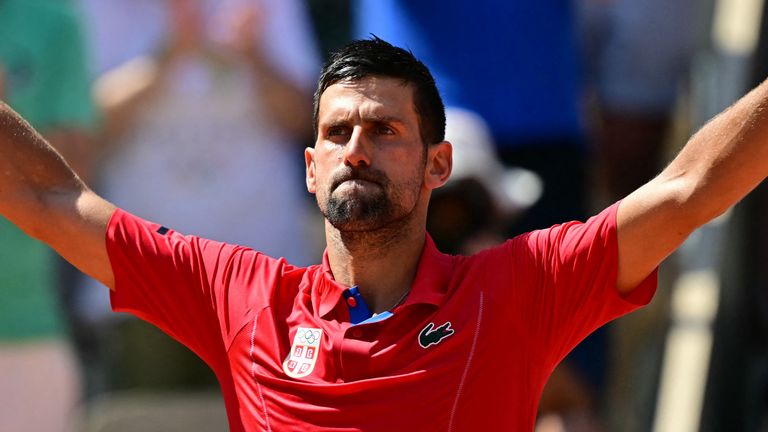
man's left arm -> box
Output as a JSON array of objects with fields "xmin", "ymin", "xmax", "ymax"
[{"xmin": 617, "ymin": 78, "xmax": 768, "ymax": 293}]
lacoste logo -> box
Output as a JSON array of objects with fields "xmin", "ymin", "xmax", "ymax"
[{"xmin": 418, "ymin": 321, "xmax": 455, "ymax": 348}]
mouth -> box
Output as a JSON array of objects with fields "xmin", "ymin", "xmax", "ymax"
[
  {"xmin": 334, "ymin": 179, "xmax": 379, "ymax": 193},
  {"xmin": 329, "ymin": 166, "xmax": 389, "ymax": 196},
  {"xmin": 331, "ymin": 172, "xmax": 382, "ymax": 190}
]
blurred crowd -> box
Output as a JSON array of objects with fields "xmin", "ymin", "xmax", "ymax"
[{"xmin": 0, "ymin": 0, "xmax": 765, "ymax": 431}]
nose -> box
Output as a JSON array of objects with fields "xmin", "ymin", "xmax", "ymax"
[{"xmin": 343, "ymin": 127, "xmax": 371, "ymax": 167}]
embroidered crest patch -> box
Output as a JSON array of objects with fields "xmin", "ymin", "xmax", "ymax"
[{"xmin": 282, "ymin": 327, "xmax": 322, "ymax": 378}]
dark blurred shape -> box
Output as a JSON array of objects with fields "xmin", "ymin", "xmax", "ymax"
[
  {"xmin": 580, "ymin": 0, "xmax": 697, "ymax": 203},
  {"xmin": 427, "ymin": 107, "xmax": 542, "ymax": 256},
  {"xmin": 307, "ymin": 0, "xmax": 352, "ymax": 59},
  {"xmin": 427, "ymin": 177, "xmax": 498, "ymax": 255}
]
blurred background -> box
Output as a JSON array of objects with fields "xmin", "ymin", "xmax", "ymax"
[{"xmin": 0, "ymin": 0, "xmax": 766, "ymax": 431}]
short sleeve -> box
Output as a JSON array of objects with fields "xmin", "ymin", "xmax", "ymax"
[
  {"xmin": 106, "ymin": 209, "xmax": 285, "ymax": 368},
  {"xmin": 504, "ymin": 202, "xmax": 657, "ymax": 368}
]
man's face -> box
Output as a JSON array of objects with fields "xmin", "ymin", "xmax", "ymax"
[{"xmin": 306, "ymin": 76, "xmax": 428, "ymax": 232}]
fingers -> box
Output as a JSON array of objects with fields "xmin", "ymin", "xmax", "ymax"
[{"xmin": 166, "ymin": 0, "xmax": 206, "ymax": 56}]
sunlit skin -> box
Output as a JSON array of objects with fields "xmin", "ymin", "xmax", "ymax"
[{"xmin": 305, "ymin": 76, "xmax": 452, "ymax": 312}]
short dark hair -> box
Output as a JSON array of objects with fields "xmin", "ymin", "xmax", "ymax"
[{"xmin": 313, "ymin": 36, "xmax": 446, "ymax": 146}]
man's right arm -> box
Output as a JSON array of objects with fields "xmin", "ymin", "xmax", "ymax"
[{"xmin": 0, "ymin": 102, "xmax": 116, "ymax": 288}]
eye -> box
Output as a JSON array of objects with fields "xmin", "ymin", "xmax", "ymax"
[
  {"xmin": 326, "ymin": 126, "xmax": 350, "ymax": 137},
  {"xmin": 375, "ymin": 125, "xmax": 395, "ymax": 135}
]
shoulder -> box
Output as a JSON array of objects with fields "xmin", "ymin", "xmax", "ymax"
[{"xmin": 455, "ymin": 203, "xmax": 621, "ymax": 278}]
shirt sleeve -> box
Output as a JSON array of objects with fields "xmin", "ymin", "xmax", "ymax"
[
  {"xmin": 106, "ymin": 208, "xmax": 286, "ymax": 369},
  {"xmin": 503, "ymin": 202, "xmax": 657, "ymax": 368}
]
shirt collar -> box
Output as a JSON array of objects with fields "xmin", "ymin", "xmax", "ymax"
[
  {"xmin": 315, "ymin": 252, "xmax": 347, "ymax": 317},
  {"xmin": 314, "ymin": 234, "xmax": 454, "ymax": 318},
  {"xmin": 399, "ymin": 235, "xmax": 453, "ymax": 307}
]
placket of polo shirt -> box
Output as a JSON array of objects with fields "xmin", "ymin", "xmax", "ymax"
[
  {"xmin": 339, "ymin": 324, "xmax": 375, "ymax": 381},
  {"xmin": 316, "ymin": 235, "xmax": 454, "ymax": 382}
]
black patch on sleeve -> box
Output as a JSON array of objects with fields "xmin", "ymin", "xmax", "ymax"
[{"xmin": 156, "ymin": 226, "xmax": 170, "ymax": 235}]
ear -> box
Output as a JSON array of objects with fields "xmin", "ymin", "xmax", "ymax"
[
  {"xmin": 304, "ymin": 147, "xmax": 317, "ymax": 194},
  {"xmin": 424, "ymin": 141, "xmax": 452, "ymax": 190}
]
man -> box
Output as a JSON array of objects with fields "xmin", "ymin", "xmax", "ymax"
[{"xmin": 0, "ymin": 38, "xmax": 765, "ymax": 430}]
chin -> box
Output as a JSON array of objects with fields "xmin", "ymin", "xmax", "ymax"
[
  {"xmin": 333, "ymin": 221, "xmax": 386, "ymax": 233},
  {"xmin": 326, "ymin": 212, "xmax": 390, "ymax": 232},
  {"xmin": 321, "ymin": 191, "xmax": 418, "ymax": 234}
]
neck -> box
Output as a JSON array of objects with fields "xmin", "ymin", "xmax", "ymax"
[{"xmin": 325, "ymin": 208, "xmax": 426, "ymax": 314}]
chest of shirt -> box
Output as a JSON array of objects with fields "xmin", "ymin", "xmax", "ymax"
[
  {"xmin": 246, "ymin": 298, "xmax": 476, "ymax": 382},
  {"xmin": 223, "ymin": 278, "xmax": 546, "ymax": 431}
]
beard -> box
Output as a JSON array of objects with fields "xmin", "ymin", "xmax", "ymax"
[
  {"xmin": 319, "ymin": 165, "xmax": 421, "ymax": 232},
  {"xmin": 325, "ymin": 188, "xmax": 390, "ymax": 229}
]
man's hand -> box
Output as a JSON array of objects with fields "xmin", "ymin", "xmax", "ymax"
[
  {"xmin": 218, "ymin": 4, "xmax": 266, "ymax": 59},
  {"xmin": 616, "ymin": 79, "xmax": 768, "ymax": 293},
  {"xmin": 165, "ymin": 0, "xmax": 206, "ymax": 58}
]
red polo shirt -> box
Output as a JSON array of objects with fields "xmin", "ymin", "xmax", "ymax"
[{"xmin": 108, "ymin": 202, "xmax": 656, "ymax": 431}]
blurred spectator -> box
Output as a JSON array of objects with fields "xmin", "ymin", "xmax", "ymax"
[
  {"xmin": 0, "ymin": 0, "xmax": 97, "ymax": 430},
  {"xmin": 74, "ymin": 0, "xmax": 320, "ymax": 393},
  {"xmin": 428, "ymin": 108, "xmax": 542, "ymax": 255}
]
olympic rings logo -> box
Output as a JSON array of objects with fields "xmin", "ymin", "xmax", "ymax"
[{"xmin": 297, "ymin": 329, "xmax": 321, "ymax": 345}]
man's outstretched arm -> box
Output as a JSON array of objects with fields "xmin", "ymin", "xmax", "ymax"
[
  {"xmin": 0, "ymin": 102, "xmax": 116, "ymax": 288},
  {"xmin": 617, "ymin": 79, "xmax": 768, "ymax": 293}
]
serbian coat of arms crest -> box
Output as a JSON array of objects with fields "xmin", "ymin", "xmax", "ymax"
[{"xmin": 283, "ymin": 327, "xmax": 323, "ymax": 378}]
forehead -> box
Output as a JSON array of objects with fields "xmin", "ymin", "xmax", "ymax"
[{"xmin": 317, "ymin": 76, "xmax": 418, "ymax": 123}]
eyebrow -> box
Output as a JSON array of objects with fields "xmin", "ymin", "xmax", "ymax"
[
  {"xmin": 363, "ymin": 115, "xmax": 405, "ymax": 125},
  {"xmin": 321, "ymin": 115, "xmax": 405, "ymax": 129}
]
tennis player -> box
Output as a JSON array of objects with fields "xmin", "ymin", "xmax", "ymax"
[{"xmin": 0, "ymin": 38, "xmax": 766, "ymax": 430}]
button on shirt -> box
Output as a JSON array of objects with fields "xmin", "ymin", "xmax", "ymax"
[{"xmin": 108, "ymin": 202, "xmax": 656, "ymax": 431}]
